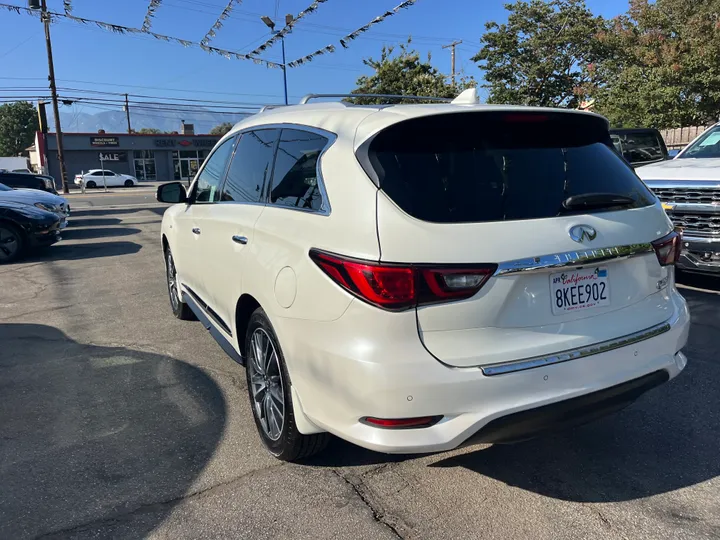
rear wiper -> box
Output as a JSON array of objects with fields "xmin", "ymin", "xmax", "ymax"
[{"xmin": 561, "ymin": 193, "xmax": 636, "ymax": 211}]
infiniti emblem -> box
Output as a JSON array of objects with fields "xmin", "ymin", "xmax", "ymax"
[{"xmin": 569, "ymin": 224, "xmax": 597, "ymax": 243}]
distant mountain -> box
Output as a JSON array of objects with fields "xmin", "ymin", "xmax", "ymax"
[{"xmin": 51, "ymin": 108, "xmax": 251, "ymax": 134}]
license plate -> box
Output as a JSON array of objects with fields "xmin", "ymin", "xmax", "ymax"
[{"xmin": 550, "ymin": 267, "xmax": 610, "ymax": 315}]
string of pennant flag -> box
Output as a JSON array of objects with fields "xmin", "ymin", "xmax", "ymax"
[
  {"xmin": 287, "ymin": 0, "xmax": 418, "ymax": 67},
  {"xmin": 201, "ymin": 0, "xmax": 241, "ymax": 46},
  {"xmin": 0, "ymin": 2, "xmax": 282, "ymax": 68},
  {"xmin": 141, "ymin": 0, "xmax": 162, "ymax": 33},
  {"xmin": 246, "ymin": 0, "xmax": 328, "ymax": 57},
  {"xmin": 1, "ymin": 0, "xmax": 421, "ymax": 70}
]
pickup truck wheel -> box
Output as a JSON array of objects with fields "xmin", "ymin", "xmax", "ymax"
[{"xmin": 245, "ymin": 308, "xmax": 330, "ymax": 461}]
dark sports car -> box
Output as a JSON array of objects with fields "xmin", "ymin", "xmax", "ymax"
[{"xmin": 0, "ymin": 200, "xmax": 62, "ymax": 263}]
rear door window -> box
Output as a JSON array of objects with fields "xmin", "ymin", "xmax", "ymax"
[
  {"xmin": 269, "ymin": 129, "xmax": 329, "ymax": 212},
  {"xmin": 364, "ymin": 112, "xmax": 654, "ymax": 223}
]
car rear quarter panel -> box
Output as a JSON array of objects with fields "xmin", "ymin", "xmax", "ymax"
[{"xmin": 246, "ymin": 136, "xmax": 381, "ymax": 324}]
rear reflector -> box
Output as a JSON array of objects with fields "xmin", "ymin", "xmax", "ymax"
[
  {"xmin": 652, "ymin": 230, "xmax": 683, "ymax": 266},
  {"xmin": 361, "ymin": 416, "xmax": 442, "ymax": 429},
  {"xmin": 309, "ymin": 249, "xmax": 496, "ymax": 310}
]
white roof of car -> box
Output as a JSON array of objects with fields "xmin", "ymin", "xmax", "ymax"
[{"xmin": 229, "ymin": 96, "xmax": 607, "ymax": 147}]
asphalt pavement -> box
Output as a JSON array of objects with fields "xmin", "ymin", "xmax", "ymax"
[{"xmin": 1, "ymin": 192, "xmax": 719, "ymax": 539}]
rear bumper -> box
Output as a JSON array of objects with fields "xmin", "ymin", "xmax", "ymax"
[
  {"xmin": 465, "ymin": 369, "xmax": 671, "ymax": 445},
  {"xmin": 277, "ymin": 289, "xmax": 690, "ymax": 454},
  {"xmin": 678, "ymin": 235, "xmax": 720, "ymax": 274}
]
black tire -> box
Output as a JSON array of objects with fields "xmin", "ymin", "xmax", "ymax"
[
  {"xmin": 245, "ymin": 308, "xmax": 330, "ymax": 461},
  {"xmin": 124, "ymin": 179, "xmax": 134, "ymax": 187},
  {"xmin": 165, "ymin": 247, "xmax": 195, "ymax": 320},
  {"xmin": 0, "ymin": 222, "xmax": 25, "ymax": 264},
  {"xmin": 85, "ymin": 180, "xmax": 97, "ymax": 189}
]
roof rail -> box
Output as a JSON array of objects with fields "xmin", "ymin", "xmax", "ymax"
[
  {"xmin": 298, "ymin": 93, "xmax": 453, "ymax": 105},
  {"xmin": 259, "ymin": 105, "xmax": 286, "ymax": 113}
]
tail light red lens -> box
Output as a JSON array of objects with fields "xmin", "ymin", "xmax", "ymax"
[
  {"xmin": 652, "ymin": 230, "xmax": 683, "ymax": 266},
  {"xmin": 309, "ymin": 249, "xmax": 496, "ymax": 311},
  {"xmin": 361, "ymin": 416, "xmax": 443, "ymax": 429}
]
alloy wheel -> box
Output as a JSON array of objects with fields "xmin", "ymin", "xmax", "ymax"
[
  {"xmin": 248, "ymin": 328, "xmax": 285, "ymax": 441},
  {"xmin": 166, "ymin": 251, "xmax": 180, "ymax": 310}
]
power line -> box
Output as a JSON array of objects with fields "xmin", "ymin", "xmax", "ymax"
[{"xmin": 0, "ymin": 2, "xmax": 282, "ymax": 67}]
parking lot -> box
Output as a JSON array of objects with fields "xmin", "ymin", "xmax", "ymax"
[{"xmin": 1, "ymin": 195, "xmax": 719, "ymax": 540}]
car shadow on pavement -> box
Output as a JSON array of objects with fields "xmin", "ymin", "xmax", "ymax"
[
  {"xmin": 19, "ymin": 241, "xmax": 142, "ymax": 262},
  {"xmin": 61, "ymin": 227, "xmax": 142, "ymax": 240},
  {"xmin": 0, "ymin": 324, "xmax": 226, "ymax": 540},
  {"xmin": 71, "ymin": 206, "xmax": 168, "ymax": 218},
  {"xmin": 68, "ymin": 218, "xmax": 123, "ymax": 228},
  {"xmin": 429, "ymin": 286, "xmax": 720, "ymax": 503}
]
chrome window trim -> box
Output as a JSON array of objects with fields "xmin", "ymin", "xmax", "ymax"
[
  {"xmin": 481, "ymin": 318, "xmax": 674, "ymax": 376},
  {"xmin": 220, "ymin": 123, "xmax": 337, "ymax": 216},
  {"xmin": 494, "ymin": 243, "xmax": 655, "ymax": 276}
]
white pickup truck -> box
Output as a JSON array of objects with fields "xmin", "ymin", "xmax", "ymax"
[{"xmin": 636, "ymin": 123, "xmax": 720, "ymax": 275}]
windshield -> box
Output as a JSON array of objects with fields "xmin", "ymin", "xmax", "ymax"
[
  {"xmin": 679, "ymin": 125, "xmax": 720, "ymax": 158},
  {"xmin": 0, "ymin": 183, "xmax": 12, "ymax": 191}
]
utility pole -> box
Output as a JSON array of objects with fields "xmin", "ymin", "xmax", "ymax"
[
  {"xmin": 124, "ymin": 94, "xmax": 132, "ymax": 133},
  {"xmin": 442, "ymin": 40, "xmax": 463, "ymax": 86},
  {"xmin": 36, "ymin": 0, "xmax": 70, "ymax": 194}
]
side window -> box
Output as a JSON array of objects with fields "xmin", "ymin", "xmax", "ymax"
[
  {"xmin": 221, "ymin": 129, "xmax": 279, "ymax": 203},
  {"xmin": 195, "ymin": 137, "xmax": 235, "ymax": 203},
  {"xmin": 270, "ymin": 129, "xmax": 329, "ymax": 212}
]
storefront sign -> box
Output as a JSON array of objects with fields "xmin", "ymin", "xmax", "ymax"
[
  {"xmin": 154, "ymin": 138, "xmax": 217, "ymax": 148},
  {"xmin": 90, "ymin": 136, "xmax": 119, "ymax": 147},
  {"xmin": 98, "ymin": 151, "xmax": 128, "ymax": 162}
]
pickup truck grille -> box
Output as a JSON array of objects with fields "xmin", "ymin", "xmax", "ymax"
[
  {"xmin": 652, "ymin": 187, "xmax": 720, "ymax": 204},
  {"xmin": 671, "ymin": 212, "xmax": 720, "ymax": 237}
]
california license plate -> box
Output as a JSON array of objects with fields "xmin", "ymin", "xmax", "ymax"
[{"xmin": 550, "ymin": 267, "xmax": 610, "ymax": 315}]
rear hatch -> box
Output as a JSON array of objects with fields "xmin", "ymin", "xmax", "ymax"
[{"xmin": 361, "ymin": 109, "xmax": 675, "ymax": 369}]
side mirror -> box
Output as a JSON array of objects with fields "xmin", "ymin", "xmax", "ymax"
[{"xmin": 156, "ymin": 182, "xmax": 188, "ymax": 204}]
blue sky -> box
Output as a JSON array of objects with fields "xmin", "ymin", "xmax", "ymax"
[{"xmin": 0, "ymin": 0, "xmax": 631, "ymax": 126}]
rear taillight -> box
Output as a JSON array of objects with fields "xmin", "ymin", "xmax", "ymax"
[
  {"xmin": 652, "ymin": 230, "xmax": 683, "ymax": 266},
  {"xmin": 309, "ymin": 249, "xmax": 496, "ymax": 311}
]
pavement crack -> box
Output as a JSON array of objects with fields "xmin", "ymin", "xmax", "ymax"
[
  {"xmin": 332, "ymin": 469, "xmax": 405, "ymax": 539},
  {"xmin": 33, "ymin": 463, "xmax": 287, "ymax": 539}
]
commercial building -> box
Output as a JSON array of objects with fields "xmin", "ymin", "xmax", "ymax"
[{"xmin": 32, "ymin": 127, "xmax": 222, "ymax": 188}]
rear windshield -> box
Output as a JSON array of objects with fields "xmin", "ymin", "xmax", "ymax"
[{"xmin": 363, "ymin": 111, "xmax": 655, "ymax": 223}]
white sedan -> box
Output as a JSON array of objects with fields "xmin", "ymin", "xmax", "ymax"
[{"xmin": 74, "ymin": 169, "xmax": 139, "ymax": 188}]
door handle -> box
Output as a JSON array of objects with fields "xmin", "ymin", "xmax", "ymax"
[
  {"xmin": 232, "ymin": 235, "xmax": 248, "ymax": 245},
  {"xmin": 192, "ymin": 227, "xmax": 201, "ymax": 235}
]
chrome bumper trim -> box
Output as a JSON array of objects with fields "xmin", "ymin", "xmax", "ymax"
[
  {"xmin": 481, "ymin": 319, "xmax": 673, "ymax": 376},
  {"xmin": 494, "ymin": 243, "xmax": 654, "ymax": 276}
]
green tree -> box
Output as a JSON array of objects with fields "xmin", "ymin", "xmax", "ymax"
[
  {"xmin": 473, "ymin": 0, "xmax": 607, "ymax": 108},
  {"xmin": 0, "ymin": 101, "xmax": 39, "ymax": 156},
  {"xmin": 137, "ymin": 127, "xmax": 163, "ymax": 134},
  {"xmin": 350, "ymin": 40, "xmax": 474, "ymax": 104},
  {"xmin": 209, "ymin": 122, "xmax": 233, "ymax": 136},
  {"xmin": 591, "ymin": 0, "xmax": 720, "ymax": 128}
]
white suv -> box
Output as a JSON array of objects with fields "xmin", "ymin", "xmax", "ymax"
[{"xmin": 157, "ymin": 91, "xmax": 690, "ymax": 461}]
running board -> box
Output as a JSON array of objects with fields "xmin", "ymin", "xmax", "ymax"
[{"xmin": 182, "ymin": 290, "xmax": 245, "ymax": 366}]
